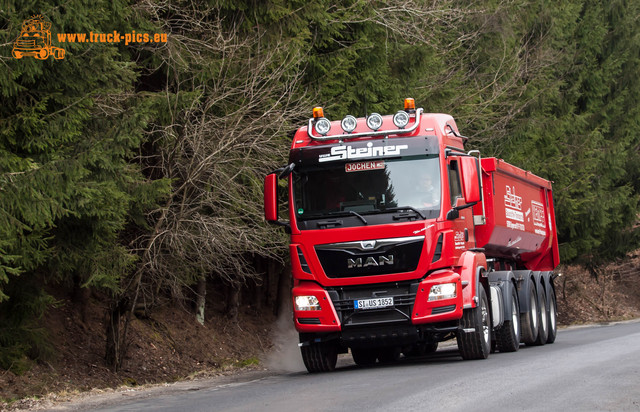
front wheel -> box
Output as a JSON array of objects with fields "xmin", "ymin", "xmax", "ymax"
[
  {"xmin": 301, "ymin": 341, "xmax": 338, "ymax": 373},
  {"xmin": 458, "ymin": 283, "xmax": 491, "ymax": 360}
]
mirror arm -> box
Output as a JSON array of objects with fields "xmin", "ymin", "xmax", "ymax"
[
  {"xmin": 455, "ymin": 201, "xmax": 477, "ymax": 211},
  {"xmin": 278, "ymin": 163, "xmax": 295, "ymax": 179},
  {"xmin": 446, "ymin": 201, "xmax": 478, "ymax": 221}
]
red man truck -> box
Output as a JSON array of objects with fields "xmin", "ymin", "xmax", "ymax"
[{"xmin": 264, "ymin": 99, "xmax": 560, "ymax": 372}]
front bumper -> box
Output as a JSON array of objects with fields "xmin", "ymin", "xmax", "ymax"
[{"xmin": 292, "ymin": 270, "xmax": 463, "ymax": 333}]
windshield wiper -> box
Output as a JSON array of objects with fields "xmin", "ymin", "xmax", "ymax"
[
  {"xmin": 305, "ymin": 210, "xmax": 369, "ymax": 225},
  {"xmin": 333, "ymin": 210, "xmax": 368, "ymax": 225},
  {"xmin": 381, "ymin": 206, "xmax": 426, "ymax": 220}
]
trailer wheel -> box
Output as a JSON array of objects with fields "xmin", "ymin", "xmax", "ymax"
[
  {"xmin": 521, "ymin": 278, "xmax": 539, "ymax": 345},
  {"xmin": 495, "ymin": 282, "xmax": 521, "ymax": 352},
  {"xmin": 546, "ymin": 286, "xmax": 558, "ymax": 344},
  {"xmin": 533, "ymin": 283, "xmax": 549, "ymax": 345},
  {"xmin": 351, "ymin": 348, "xmax": 377, "ymax": 366},
  {"xmin": 457, "ymin": 283, "xmax": 491, "ymax": 360},
  {"xmin": 301, "ymin": 341, "xmax": 338, "ymax": 373}
]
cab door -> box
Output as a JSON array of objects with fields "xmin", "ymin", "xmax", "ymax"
[{"xmin": 447, "ymin": 157, "xmax": 476, "ymax": 258}]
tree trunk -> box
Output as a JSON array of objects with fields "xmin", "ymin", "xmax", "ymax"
[
  {"xmin": 71, "ymin": 273, "xmax": 91, "ymax": 325},
  {"xmin": 105, "ymin": 296, "xmax": 130, "ymax": 371},
  {"xmin": 227, "ymin": 284, "xmax": 240, "ymax": 323},
  {"xmin": 195, "ymin": 275, "xmax": 206, "ymax": 325}
]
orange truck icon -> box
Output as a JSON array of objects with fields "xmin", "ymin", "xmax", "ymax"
[{"xmin": 12, "ymin": 15, "xmax": 65, "ymax": 60}]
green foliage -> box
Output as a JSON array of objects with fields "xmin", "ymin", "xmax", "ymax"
[
  {"xmin": 1, "ymin": 0, "xmax": 639, "ymax": 372},
  {"xmin": 0, "ymin": 1, "xmax": 168, "ymax": 369},
  {"xmin": 0, "ymin": 276, "xmax": 56, "ymax": 373}
]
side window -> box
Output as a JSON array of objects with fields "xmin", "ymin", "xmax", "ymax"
[{"xmin": 448, "ymin": 160, "xmax": 462, "ymax": 205}]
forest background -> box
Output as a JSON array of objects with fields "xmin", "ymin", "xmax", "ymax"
[{"xmin": 1, "ymin": 0, "xmax": 640, "ymax": 394}]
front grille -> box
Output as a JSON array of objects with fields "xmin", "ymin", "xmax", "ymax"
[
  {"xmin": 316, "ymin": 236, "xmax": 424, "ymax": 278},
  {"xmin": 328, "ymin": 281, "xmax": 419, "ymax": 328}
]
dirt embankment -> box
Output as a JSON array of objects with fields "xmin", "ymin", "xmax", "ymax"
[
  {"xmin": 1, "ymin": 260, "xmax": 640, "ymax": 409},
  {"xmin": 556, "ymin": 258, "xmax": 640, "ymax": 325}
]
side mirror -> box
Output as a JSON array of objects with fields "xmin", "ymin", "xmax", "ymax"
[
  {"xmin": 459, "ymin": 156, "xmax": 481, "ymax": 204},
  {"xmin": 264, "ymin": 173, "xmax": 278, "ymax": 222}
]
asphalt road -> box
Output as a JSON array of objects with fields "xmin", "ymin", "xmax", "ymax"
[{"xmin": 55, "ymin": 320, "xmax": 640, "ymax": 412}]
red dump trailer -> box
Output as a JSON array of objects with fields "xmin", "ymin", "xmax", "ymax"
[{"xmin": 264, "ymin": 99, "xmax": 560, "ymax": 372}]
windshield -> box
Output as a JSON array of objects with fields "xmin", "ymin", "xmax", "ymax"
[{"xmin": 293, "ymin": 155, "xmax": 441, "ymax": 220}]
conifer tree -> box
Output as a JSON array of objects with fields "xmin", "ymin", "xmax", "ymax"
[{"xmin": 0, "ymin": 1, "xmax": 168, "ymax": 370}]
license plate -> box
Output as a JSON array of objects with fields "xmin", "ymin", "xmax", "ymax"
[{"xmin": 354, "ymin": 297, "xmax": 394, "ymax": 310}]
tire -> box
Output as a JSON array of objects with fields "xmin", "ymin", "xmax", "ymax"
[
  {"xmin": 351, "ymin": 347, "xmax": 377, "ymax": 366},
  {"xmin": 532, "ymin": 281, "xmax": 549, "ymax": 345},
  {"xmin": 53, "ymin": 48, "xmax": 65, "ymax": 60},
  {"xmin": 457, "ymin": 283, "xmax": 491, "ymax": 360},
  {"xmin": 495, "ymin": 281, "xmax": 521, "ymax": 352},
  {"xmin": 377, "ymin": 347, "xmax": 401, "ymax": 363},
  {"xmin": 301, "ymin": 341, "xmax": 338, "ymax": 373},
  {"xmin": 546, "ymin": 286, "xmax": 558, "ymax": 344},
  {"xmin": 12, "ymin": 49, "xmax": 23, "ymax": 59},
  {"xmin": 520, "ymin": 278, "xmax": 539, "ymax": 344}
]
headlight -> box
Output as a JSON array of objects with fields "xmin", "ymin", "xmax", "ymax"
[
  {"xmin": 314, "ymin": 118, "xmax": 331, "ymax": 135},
  {"xmin": 428, "ymin": 283, "xmax": 457, "ymax": 301},
  {"xmin": 366, "ymin": 113, "xmax": 383, "ymax": 131},
  {"xmin": 393, "ymin": 110, "xmax": 410, "ymax": 128},
  {"xmin": 341, "ymin": 115, "xmax": 357, "ymax": 133},
  {"xmin": 295, "ymin": 295, "xmax": 321, "ymax": 311}
]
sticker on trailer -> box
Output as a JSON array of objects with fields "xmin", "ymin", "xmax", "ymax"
[
  {"xmin": 507, "ymin": 236, "xmax": 522, "ymax": 247},
  {"xmin": 531, "ymin": 200, "xmax": 546, "ymax": 228},
  {"xmin": 504, "ymin": 185, "xmax": 522, "ymax": 210},
  {"xmin": 345, "ymin": 160, "xmax": 385, "ymax": 173},
  {"xmin": 507, "ymin": 221, "xmax": 525, "ymax": 231},
  {"xmin": 504, "ymin": 185, "xmax": 524, "ymax": 228}
]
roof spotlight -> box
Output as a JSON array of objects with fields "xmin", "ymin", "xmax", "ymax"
[
  {"xmin": 341, "ymin": 115, "xmax": 357, "ymax": 133},
  {"xmin": 314, "ymin": 118, "xmax": 331, "ymax": 135},
  {"xmin": 393, "ymin": 111, "xmax": 410, "ymax": 128},
  {"xmin": 366, "ymin": 113, "xmax": 383, "ymax": 131}
]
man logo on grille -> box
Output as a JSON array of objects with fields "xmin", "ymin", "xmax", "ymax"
[{"xmin": 347, "ymin": 255, "xmax": 394, "ymax": 268}]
